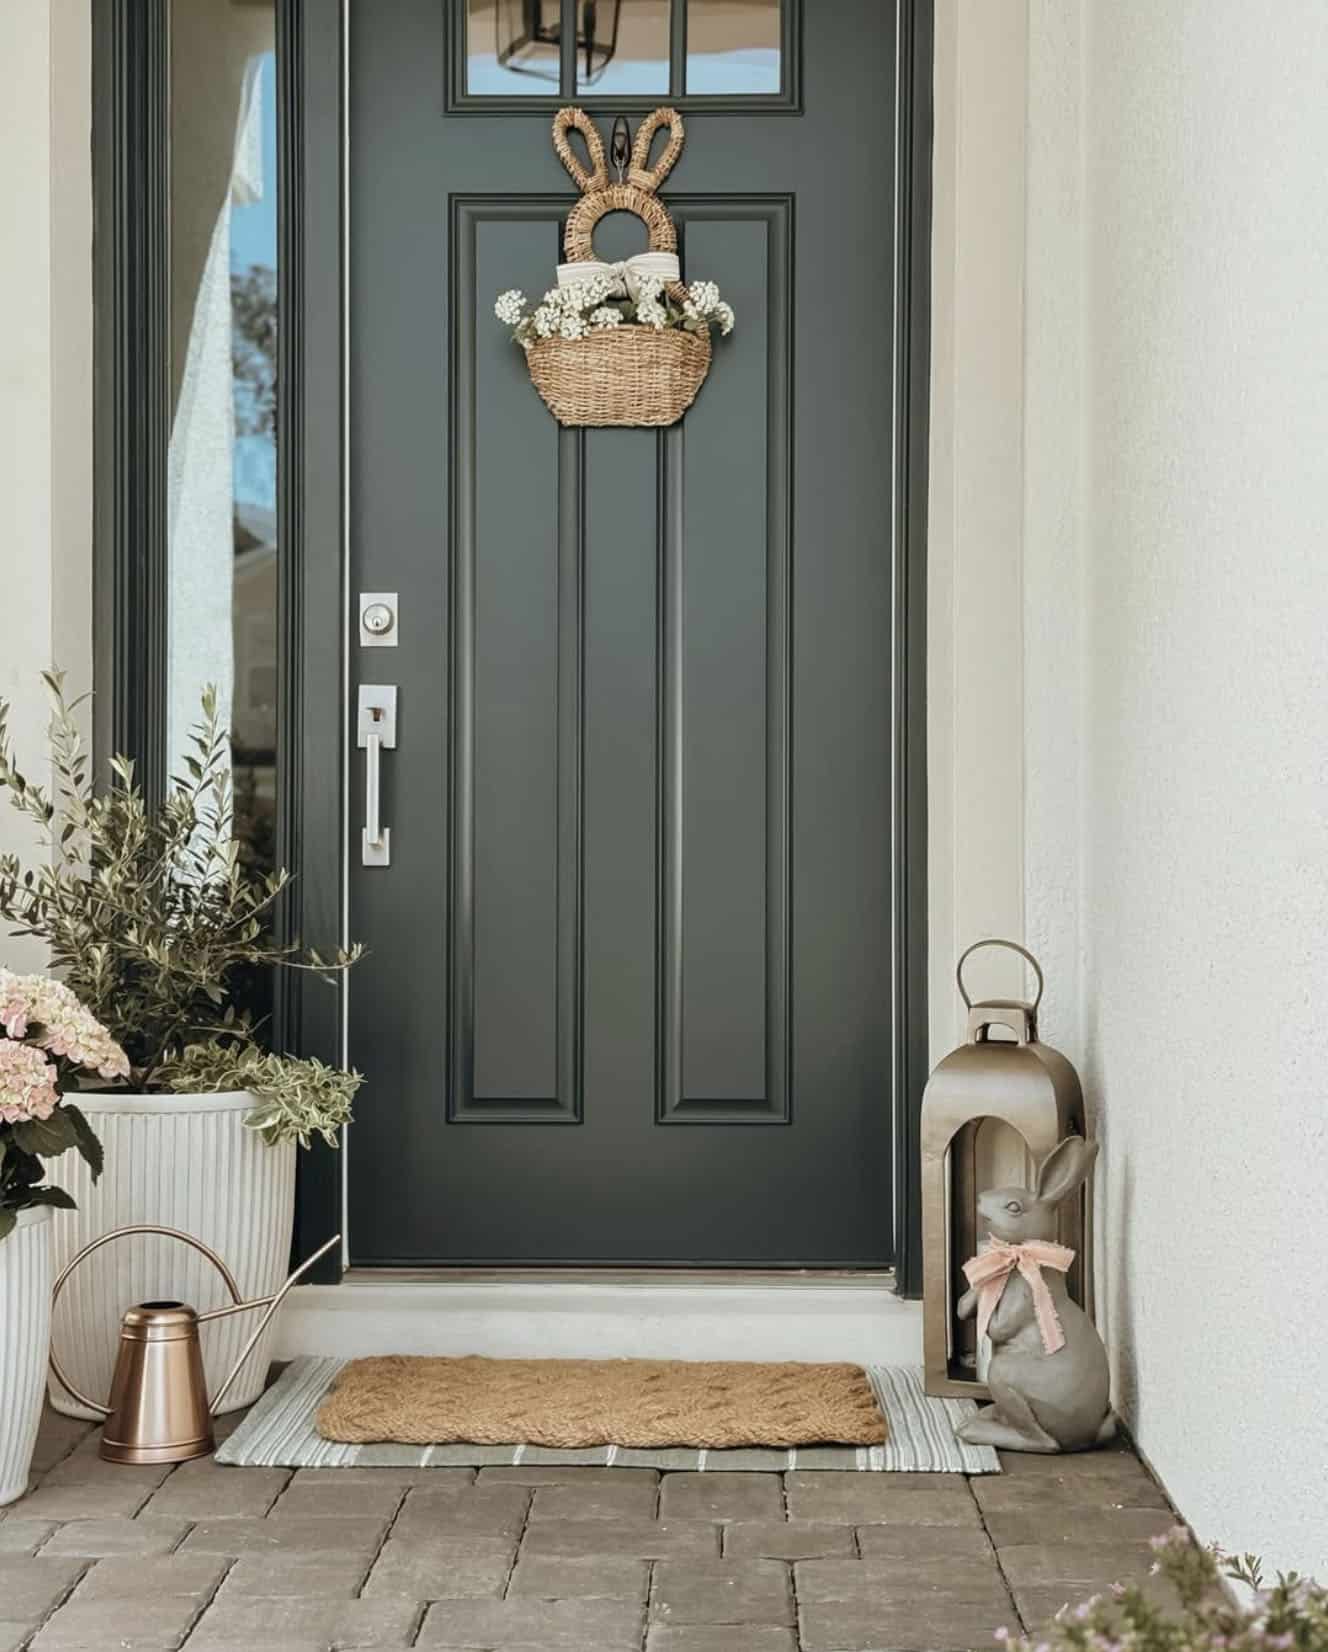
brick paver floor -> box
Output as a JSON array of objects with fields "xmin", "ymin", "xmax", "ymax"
[{"xmin": 0, "ymin": 1402, "xmax": 1179, "ymax": 1651}]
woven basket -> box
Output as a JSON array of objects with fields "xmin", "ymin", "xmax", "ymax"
[
  {"xmin": 528, "ymin": 327, "xmax": 711, "ymax": 427},
  {"xmin": 528, "ymin": 107, "xmax": 711, "ymax": 429}
]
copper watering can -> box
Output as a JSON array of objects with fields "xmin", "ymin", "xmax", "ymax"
[{"xmin": 48, "ymin": 1227, "xmax": 339, "ymax": 1465}]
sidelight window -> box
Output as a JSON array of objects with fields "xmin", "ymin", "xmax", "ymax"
[{"xmin": 167, "ymin": 0, "xmax": 279, "ymax": 884}]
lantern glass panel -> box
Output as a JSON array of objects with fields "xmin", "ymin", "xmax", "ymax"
[
  {"xmin": 686, "ymin": 0, "xmax": 781, "ymax": 95},
  {"xmin": 946, "ymin": 1116, "xmax": 1033, "ymax": 1379},
  {"xmin": 468, "ymin": 0, "xmax": 559, "ymax": 94},
  {"xmin": 575, "ymin": 0, "xmax": 667, "ymax": 95}
]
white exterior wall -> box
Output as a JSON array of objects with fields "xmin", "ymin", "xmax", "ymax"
[
  {"xmin": 0, "ymin": 0, "xmax": 94, "ymax": 962},
  {"xmin": 1082, "ymin": 0, "xmax": 1328, "ymax": 1577},
  {"xmin": 933, "ymin": 0, "xmax": 1328, "ymax": 1576}
]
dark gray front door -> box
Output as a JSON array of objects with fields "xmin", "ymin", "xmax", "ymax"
[{"xmin": 347, "ymin": 0, "xmax": 904, "ymax": 1265}]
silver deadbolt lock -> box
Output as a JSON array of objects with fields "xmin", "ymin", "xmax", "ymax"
[{"xmin": 358, "ymin": 593, "xmax": 399, "ymax": 647}]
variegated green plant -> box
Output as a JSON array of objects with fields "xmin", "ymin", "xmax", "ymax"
[
  {"xmin": 156, "ymin": 1042, "xmax": 362, "ymax": 1150},
  {"xmin": 0, "ymin": 674, "xmax": 362, "ymax": 1145}
]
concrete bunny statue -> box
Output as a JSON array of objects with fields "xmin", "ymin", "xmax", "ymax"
[{"xmin": 955, "ymin": 1135, "xmax": 1115, "ymax": 1453}]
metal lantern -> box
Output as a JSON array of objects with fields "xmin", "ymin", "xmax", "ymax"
[
  {"xmin": 496, "ymin": 0, "xmax": 623, "ymax": 85},
  {"xmin": 921, "ymin": 939, "xmax": 1092, "ymax": 1399}
]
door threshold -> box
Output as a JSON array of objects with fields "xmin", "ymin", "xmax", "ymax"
[
  {"xmin": 346, "ymin": 1266, "xmax": 898, "ymax": 1288},
  {"xmin": 277, "ymin": 1268, "xmax": 921, "ymax": 1366}
]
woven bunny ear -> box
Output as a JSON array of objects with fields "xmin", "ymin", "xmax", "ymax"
[
  {"xmin": 552, "ymin": 107, "xmax": 608, "ymax": 194},
  {"xmin": 628, "ymin": 107, "xmax": 685, "ymax": 192}
]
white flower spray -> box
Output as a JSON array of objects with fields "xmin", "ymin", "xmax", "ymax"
[{"xmin": 495, "ymin": 273, "xmax": 736, "ymax": 348}]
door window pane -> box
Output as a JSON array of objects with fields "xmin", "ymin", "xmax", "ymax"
[
  {"xmin": 576, "ymin": 0, "xmax": 669, "ymax": 95},
  {"xmin": 168, "ymin": 0, "xmax": 278, "ymax": 896},
  {"xmin": 686, "ymin": 0, "xmax": 781, "ymax": 94},
  {"xmin": 469, "ymin": 0, "xmax": 561, "ymax": 92}
]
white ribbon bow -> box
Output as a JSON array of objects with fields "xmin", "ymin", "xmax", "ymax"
[{"xmin": 557, "ymin": 252, "xmax": 680, "ymax": 302}]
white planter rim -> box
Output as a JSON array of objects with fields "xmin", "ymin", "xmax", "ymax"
[
  {"xmin": 73, "ymin": 1088, "xmax": 256, "ymax": 1117},
  {"xmin": 5, "ymin": 1206, "xmax": 53, "ymax": 1234}
]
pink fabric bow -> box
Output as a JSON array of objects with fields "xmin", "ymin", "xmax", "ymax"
[{"xmin": 963, "ymin": 1237, "xmax": 1076, "ymax": 1354}]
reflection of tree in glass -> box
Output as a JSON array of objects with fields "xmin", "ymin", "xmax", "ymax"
[
  {"xmin": 230, "ymin": 263, "xmax": 278, "ymax": 1040},
  {"xmin": 232, "ymin": 264, "xmax": 277, "ymax": 438},
  {"xmin": 232, "ymin": 757, "xmax": 277, "ymax": 878}
]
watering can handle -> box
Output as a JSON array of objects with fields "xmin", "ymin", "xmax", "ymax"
[
  {"xmin": 47, "ymin": 1227, "xmax": 340, "ymax": 1420},
  {"xmin": 48, "ymin": 1224, "xmax": 245, "ymax": 1417}
]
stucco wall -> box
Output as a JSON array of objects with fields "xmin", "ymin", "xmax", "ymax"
[
  {"xmin": 0, "ymin": 0, "xmax": 94, "ymax": 957},
  {"xmin": 1082, "ymin": 0, "xmax": 1328, "ymax": 1577},
  {"xmin": 935, "ymin": 0, "xmax": 1328, "ymax": 1577}
]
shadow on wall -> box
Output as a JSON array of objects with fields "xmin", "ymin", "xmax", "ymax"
[
  {"xmin": 1107, "ymin": 1151, "xmax": 1138, "ymax": 1430},
  {"xmin": 1081, "ymin": 1000, "xmax": 1140, "ymax": 1440}
]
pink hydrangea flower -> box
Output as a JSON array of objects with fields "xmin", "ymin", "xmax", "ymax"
[
  {"xmin": 0, "ymin": 994, "xmax": 29, "ymax": 1038},
  {"xmin": 0, "ymin": 1039, "xmax": 61, "ymax": 1123},
  {"xmin": 0, "ymin": 969, "xmax": 129, "ymax": 1082}
]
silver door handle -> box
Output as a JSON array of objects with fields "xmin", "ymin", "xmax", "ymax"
[
  {"xmin": 365, "ymin": 730, "xmax": 384, "ymax": 848},
  {"xmin": 357, "ymin": 686, "xmax": 398, "ymax": 867}
]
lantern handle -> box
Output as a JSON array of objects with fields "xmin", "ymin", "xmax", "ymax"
[{"xmin": 956, "ymin": 938, "xmax": 1044, "ymax": 1011}]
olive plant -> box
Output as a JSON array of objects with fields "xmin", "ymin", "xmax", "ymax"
[{"xmin": 0, "ymin": 673, "xmax": 362, "ymax": 1145}]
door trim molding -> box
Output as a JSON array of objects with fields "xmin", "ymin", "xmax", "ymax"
[
  {"xmin": 891, "ymin": 0, "xmax": 934, "ymax": 1298},
  {"xmin": 91, "ymin": 0, "xmax": 932, "ymax": 1292},
  {"xmin": 278, "ymin": 0, "xmax": 350, "ymax": 1282},
  {"xmin": 91, "ymin": 0, "xmax": 170, "ymax": 796}
]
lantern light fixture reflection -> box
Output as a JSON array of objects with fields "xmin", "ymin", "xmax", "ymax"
[{"xmin": 496, "ymin": 0, "xmax": 624, "ymax": 85}]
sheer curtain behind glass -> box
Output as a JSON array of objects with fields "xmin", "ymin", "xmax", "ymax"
[{"xmin": 168, "ymin": 0, "xmax": 278, "ymax": 888}]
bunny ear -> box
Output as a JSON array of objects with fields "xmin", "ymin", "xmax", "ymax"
[
  {"xmin": 552, "ymin": 107, "xmax": 608, "ymax": 194},
  {"xmin": 628, "ymin": 107, "xmax": 685, "ymax": 192},
  {"xmin": 1035, "ymin": 1135, "xmax": 1099, "ymax": 1206}
]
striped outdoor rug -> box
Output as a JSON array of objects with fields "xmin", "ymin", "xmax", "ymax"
[{"xmin": 218, "ymin": 1357, "xmax": 1000, "ymax": 1474}]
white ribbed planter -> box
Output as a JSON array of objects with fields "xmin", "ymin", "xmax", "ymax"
[
  {"xmin": 1, "ymin": 1206, "xmax": 52, "ymax": 1506},
  {"xmin": 48, "ymin": 1092, "xmax": 295, "ymax": 1420}
]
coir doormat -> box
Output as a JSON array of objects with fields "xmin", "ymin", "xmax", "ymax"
[
  {"xmin": 218, "ymin": 1357, "xmax": 999, "ymax": 1473},
  {"xmin": 318, "ymin": 1355, "xmax": 886, "ymax": 1450}
]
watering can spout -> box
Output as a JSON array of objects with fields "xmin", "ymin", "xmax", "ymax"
[
  {"xmin": 196, "ymin": 1233, "xmax": 340, "ymax": 1414},
  {"xmin": 49, "ymin": 1229, "xmax": 340, "ymax": 1465}
]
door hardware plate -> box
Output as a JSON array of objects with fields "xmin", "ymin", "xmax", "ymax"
[
  {"xmin": 361, "ymin": 825, "xmax": 392, "ymax": 867},
  {"xmin": 357, "ymin": 685, "xmax": 398, "ymax": 748},
  {"xmin": 358, "ymin": 592, "xmax": 399, "ymax": 647}
]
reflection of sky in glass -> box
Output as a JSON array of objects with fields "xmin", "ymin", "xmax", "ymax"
[
  {"xmin": 231, "ymin": 51, "xmax": 277, "ymax": 512},
  {"xmin": 684, "ymin": 50, "xmax": 779, "ymax": 93}
]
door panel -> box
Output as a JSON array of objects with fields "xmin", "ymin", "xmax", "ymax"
[
  {"xmin": 348, "ymin": 0, "xmax": 900, "ymax": 1265},
  {"xmin": 461, "ymin": 211, "xmax": 574, "ymax": 1120},
  {"xmin": 665, "ymin": 205, "xmax": 791, "ymax": 1125}
]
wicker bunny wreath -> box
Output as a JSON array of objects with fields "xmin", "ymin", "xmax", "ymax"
[{"xmin": 494, "ymin": 107, "xmax": 734, "ymax": 428}]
